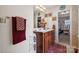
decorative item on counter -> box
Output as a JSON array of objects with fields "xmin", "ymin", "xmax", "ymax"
[
  {"xmin": 0, "ymin": 17, "xmax": 6, "ymax": 23},
  {"xmin": 40, "ymin": 18, "xmax": 47, "ymax": 29},
  {"xmin": 45, "ymin": 14, "xmax": 48, "ymax": 17},
  {"xmin": 52, "ymin": 16, "xmax": 56, "ymax": 21},
  {"xmin": 12, "ymin": 16, "xmax": 26, "ymax": 45},
  {"xmin": 48, "ymin": 13, "xmax": 52, "ymax": 17},
  {"xmin": 52, "ymin": 25, "xmax": 56, "ymax": 30}
]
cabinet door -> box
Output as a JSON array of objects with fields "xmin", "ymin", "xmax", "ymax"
[
  {"xmin": 44, "ymin": 33, "xmax": 49, "ymax": 53},
  {"xmin": 48, "ymin": 31, "xmax": 55, "ymax": 46},
  {"xmin": 51, "ymin": 31, "xmax": 55, "ymax": 44},
  {"xmin": 36, "ymin": 33, "xmax": 43, "ymax": 53}
]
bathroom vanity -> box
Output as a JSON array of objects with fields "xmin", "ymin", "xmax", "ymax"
[{"xmin": 34, "ymin": 28, "xmax": 55, "ymax": 53}]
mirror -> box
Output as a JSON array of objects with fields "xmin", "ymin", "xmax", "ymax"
[
  {"xmin": 34, "ymin": 5, "xmax": 55, "ymax": 30},
  {"xmin": 34, "ymin": 6, "xmax": 46, "ymax": 28},
  {"xmin": 58, "ymin": 10, "xmax": 70, "ymax": 45}
]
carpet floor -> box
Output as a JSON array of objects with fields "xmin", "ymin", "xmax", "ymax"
[{"xmin": 48, "ymin": 44, "xmax": 67, "ymax": 53}]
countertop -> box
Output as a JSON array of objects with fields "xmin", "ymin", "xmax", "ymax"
[{"xmin": 33, "ymin": 28, "xmax": 54, "ymax": 33}]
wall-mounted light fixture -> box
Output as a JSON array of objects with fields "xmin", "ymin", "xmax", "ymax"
[
  {"xmin": 0, "ymin": 17, "xmax": 6, "ymax": 23},
  {"xmin": 36, "ymin": 5, "xmax": 48, "ymax": 13}
]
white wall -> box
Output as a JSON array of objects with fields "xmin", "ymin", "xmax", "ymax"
[{"xmin": 0, "ymin": 6, "xmax": 34, "ymax": 53}]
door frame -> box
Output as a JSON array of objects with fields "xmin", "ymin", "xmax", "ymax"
[{"xmin": 56, "ymin": 10, "xmax": 71, "ymax": 47}]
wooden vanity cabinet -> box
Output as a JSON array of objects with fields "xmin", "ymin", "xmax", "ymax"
[{"xmin": 34, "ymin": 30, "xmax": 55, "ymax": 53}]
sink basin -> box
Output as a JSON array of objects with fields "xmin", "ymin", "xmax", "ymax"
[{"xmin": 34, "ymin": 28, "xmax": 54, "ymax": 33}]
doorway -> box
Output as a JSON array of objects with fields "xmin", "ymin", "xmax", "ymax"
[{"xmin": 58, "ymin": 10, "xmax": 70, "ymax": 45}]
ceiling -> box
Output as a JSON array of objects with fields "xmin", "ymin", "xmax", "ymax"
[
  {"xmin": 43, "ymin": 5, "xmax": 59, "ymax": 9},
  {"xmin": 43, "ymin": 5, "xmax": 60, "ymax": 13},
  {"xmin": 35, "ymin": 5, "xmax": 61, "ymax": 13}
]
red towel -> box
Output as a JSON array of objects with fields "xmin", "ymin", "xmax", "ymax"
[
  {"xmin": 12, "ymin": 16, "xmax": 26, "ymax": 44},
  {"xmin": 16, "ymin": 17, "xmax": 25, "ymax": 31}
]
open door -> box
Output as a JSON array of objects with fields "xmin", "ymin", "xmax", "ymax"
[{"xmin": 71, "ymin": 6, "xmax": 78, "ymax": 48}]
